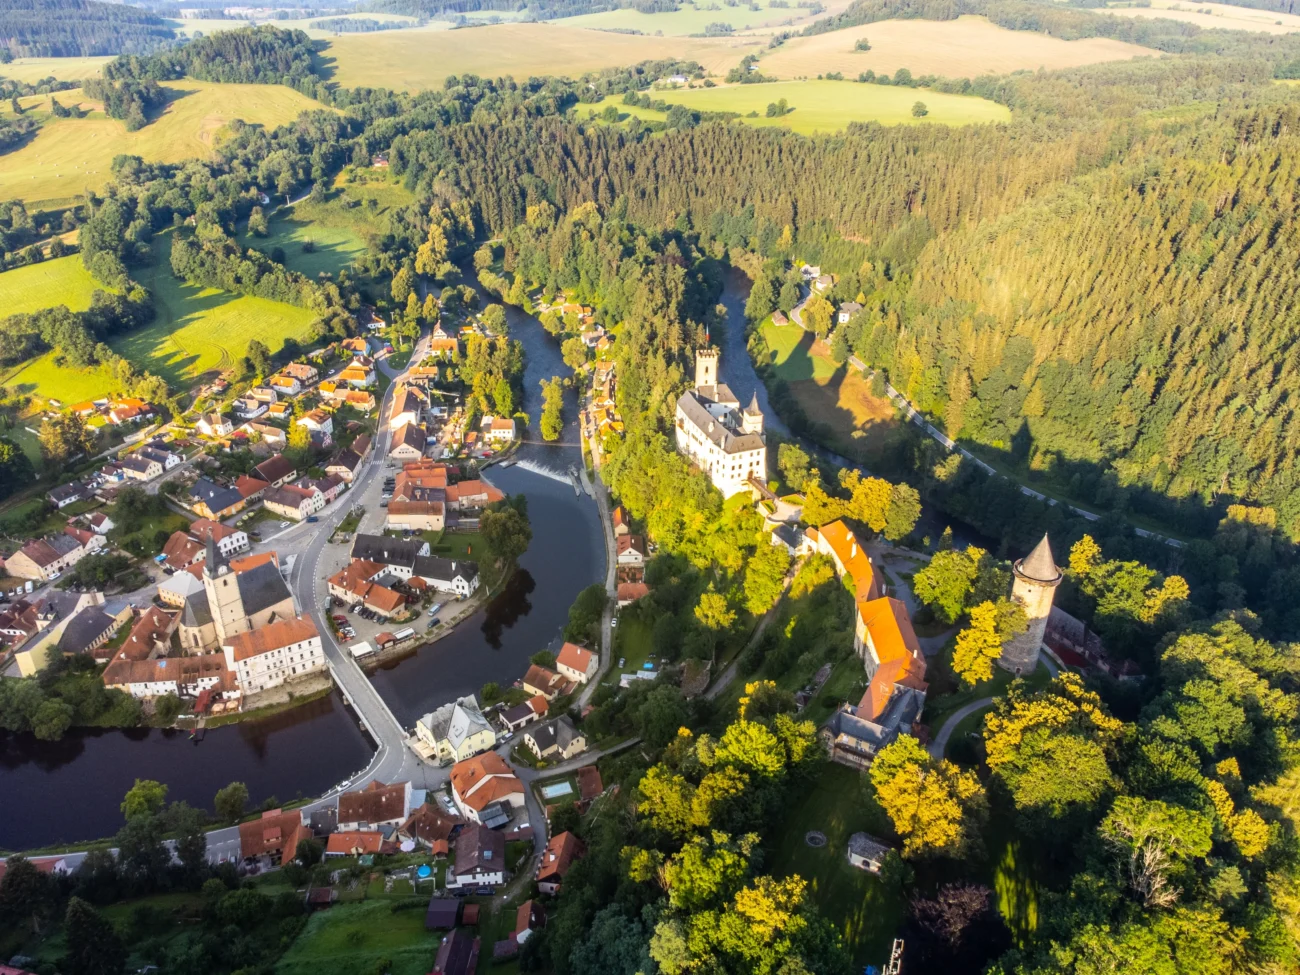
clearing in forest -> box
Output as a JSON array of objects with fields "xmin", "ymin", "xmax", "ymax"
[
  {"xmin": 590, "ymin": 79, "xmax": 1009, "ymax": 133},
  {"xmin": 554, "ymin": 0, "xmax": 856, "ymax": 36},
  {"xmin": 762, "ymin": 321, "xmax": 902, "ymax": 458},
  {"xmin": 0, "ymin": 57, "xmax": 112, "ymax": 84},
  {"xmin": 1109, "ymin": 0, "xmax": 1300, "ymax": 34},
  {"xmin": 0, "ymin": 255, "xmax": 105, "ymax": 316},
  {"xmin": 759, "ymin": 16, "xmax": 1156, "ymax": 80},
  {"xmin": 319, "ymin": 22, "xmax": 761, "ymax": 90},
  {"xmin": 0, "ymin": 80, "xmax": 325, "ymax": 208}
]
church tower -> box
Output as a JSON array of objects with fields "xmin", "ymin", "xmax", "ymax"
[
  {"xmin": 999, "ymin": 534, "xmax": 1062, "ymax": 674},
  {"xmin": 742, "ymin": 392, "xmax": 765, "ymax": 436},
  {"xmin": 203, "ymin": 533, "xmax": 247, "ymax": 643},
  {"xmin": 695, "ymin": 347, "xmax": 719, "ymax": 390}
]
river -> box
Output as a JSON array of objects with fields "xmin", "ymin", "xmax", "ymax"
[{"xmin": 0, "ymin": 280, "xmax": 599, "ymax": 852}]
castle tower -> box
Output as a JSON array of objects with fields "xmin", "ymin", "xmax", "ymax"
[
  {"xmin": 742, "ymin": 391, "xmax": 764, "ymax": 436},
  {"xmin": 203, "ymin": 533, "xmax": 247, "ymax": 643},
  {"xmin": 998, "ymin": 534, "xmax": 1061, "ymax": 674},
  {"xmin": 695, "ymin": 347, "xmax": 719, "ymax": 390}
]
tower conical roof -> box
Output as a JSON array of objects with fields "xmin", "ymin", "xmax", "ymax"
[
  {"xmin": 1017, "ymin": 534, "xmax": 1060, "ymax": 585},
  {"xmin": 202, "ymin": 531, "xmax": 222, "ymax": 578},
  {"xmin": 745, "ymin": 392, "xmax": 762, "ymax": 415}
]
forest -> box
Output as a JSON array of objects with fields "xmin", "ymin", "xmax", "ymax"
[{"xmin": 0, "ymin": 0, "xmax": 176, "ymax": 59}]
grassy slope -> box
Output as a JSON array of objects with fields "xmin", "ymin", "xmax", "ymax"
[
  {"xmin": 761, "ymin": 16, "xmax": 1154, "ymax": 81},
  {"xmin": 553, "ymin": 0, "xmax": 846, "ymax": 35},
  {"xmin": 0, "ymin": 57, "xmax": 111, "ymax": 84},
  {"xmin": 0, "ymin": 80, "xmax": 325, "ymax": 208},
  {"xmin": 321, "ymin": 23, "xmax": 761, "ymax": 90},
  {"xmin": 275, "ymin": 901, "xmax": 440, "ymax": 975},
  {"xmin": 769, "ymin": 762, "xmax": 904, "ymax": 967},
  {"xmin": 0, "ymin": 255, "xmax": 105, "ymax": 315},
  {"xmin": 116, "ymin": 235, "xmax": 318, "ymax": 389}
]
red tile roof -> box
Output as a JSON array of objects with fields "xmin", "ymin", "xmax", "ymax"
[{"xmin": 224, "ymin": 615, "xmax": 318, "ymax": 662}]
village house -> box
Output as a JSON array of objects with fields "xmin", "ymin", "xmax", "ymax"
[
  {"xmin": 338, "ymin": 359, "xmax": 376, "ymax": 388},
  {"xmin": 281, "ymin": 362, "xmax": 319, "ymax": 385},
  {"xmin": 521, "ymin": 664, "xmax": 575, "ymax": 701},
  {"xmin": 611, "ymin": 506, "xmax": 630, "ymax": 537},
  {"xmin": 390, "ymin": 386, "xmax": 427, "ymax": 430},
  {"xmin": 102, "ymin": 652, "xmax": 233, "ymax": 701},
  {"xmin": 327, "ymin": 560, "xmax": 407, "ymax": 618},
  {"xmin": 847, "ymin": 832, "xmax": 892, "ymax": 874},
  {"xmin": 188, "ymin": 478, "xmax": 247, "ymax": 520},
  {"xmin": 119, "ymin": 454, "xmax": 163, "ymax": 481},
  {"xmin": 349, "ymin": 534, "xmax": 429, "ymax": 578},
  {"xmin": 110, "ymin": 604, "xmax": 179, "ymax": 663},
  {"xmin": 415, "ymin": 695, "xmax": 497, "ymax": 765},
  {"xmin": 47, "ymin": 482, "xmax": 88, "ymax": 508},
  {"xmin": 523, "ymin": 716, "xmax": 587, "ymax": 762},
  {"xmin": 249, "ymin": 386, "xmax": 278, "ymax": 405},
  {"xmin": 234, "ymin": 395, "xmax": 267, "ymax": 419},
  {"xmin": 447, "ymin": 823, "xmax": 506, "ymax": 890},
  {"xmin": 252, "ymin": 453, "xmax": 298, "ymax": 488},
  {"xmin": 536, "ymin": 831, "xmax": 585, "ymax": 895},
  {"xmin": 162, "ymin": 519, "xmax": 250, "ymax": 572},
  {"xmin": 500, "ymin": 694, "xmax": 548, "ymax": 732},
  {"xmin": 449, "ymin": 752, "xmax": 524, "ymax": 825},
  {"xmin": 556, "ymin": 642, "xmax": 598, "ymax": 685},
  {"xmin": 87, "ymin": 511, "xmax": 114, "ymax": 535},
  {"xmin": 107, "ymin": 398, "xmax": 153, "ymax": 425},
  {"xmin": 234, "ymin": 474, "xmax": 267, "ymax": 504},
  {"xmin": 5, "ymin": 528, "xmax": 103, "ymax": 581},
  {"xmin": 268, "ymin": 375, "xmax": 302, "ymax": 397},
  {"xmin": 239, "ymin": 809, "xmax": 307, "ymax": 864},
  {"xmin": 389, "ymin": 422, "xmax": 426, "ymax": 461},
  {"xmin": 385, "ymin": 500, "xmax": 445, "ymax": 533},
  {"xmin": 196, "ymin": 413, "xmax": 234, "ymax": 439},
  {"xmin": 398, "ymin": 802, "xmax": 464, "ymax": 851},
  {"xmin": 337, "ymin": 780, "xmax": 413, "ymax": 832},
  {"xmin": 443, "ymin": 479, "xmax": 504, "ymax": 512},
  {"xmin": 617, "ymin": 580, "xmax": 649, "ymax": 607},
  {"xmin": 262, "ymin": 484, "xmax": 323, "ymax": 522},
  {"xmin": 296, "ymin": 409, "xmax": 334, "ymax": 439},
  {"xmin": 325, "ymin": 832, "xmax": 384, "ymax": 858},
  {"xmin": 221, "ymin": 615, "xmax": 324, "ymax": 695},
  {"xmin": 240, "ymin": 421, "xmax": 287, "ymax": 448},
  {"xmin": 19, "ymin": 603, "xmax": 127, "ymax": 672},
  {"xmin": 480, "ymin": 416, "xmax": 517, "ymax": 444},
  {"xmin": 432, "ymin": 928, "xmax": 480, "ymax": 975},
  {"xmin": 616, "ymin": 535, "xmax": 646, "ymax": 568},
  {"xmin": 326, "ymin": 435, "xmax": 371, "ymax": 483},
  {"xmin": 838, "ymin": 301, "xmax": 863, "ymax": 325},
  {"xmin": 675, "ymin": 349, "xmax": 767, "ymax": 497},
  {"xmin": 298, "ymin": 473, "xmax": 345, "ymax": 505},
  {"xmin": 514, "ymin": 900, "xmax": 545, "ymax": 946}
]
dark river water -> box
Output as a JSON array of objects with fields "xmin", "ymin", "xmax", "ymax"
[{"xmin": 0, "ymin": 276, "xmax": 597, "ymax": 853}]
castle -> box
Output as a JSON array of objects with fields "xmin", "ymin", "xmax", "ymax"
[{"xmin": 674, "ymin": 348, "xmax": 767, "ymax": 497}]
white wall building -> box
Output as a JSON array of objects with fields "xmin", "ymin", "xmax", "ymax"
[
  {"xmin": 674, "ymin": 349, "xmax": 767, "ymax": 497},
  {"xmin": 221, "ymin": 615, "xmax": 324, "ymax": 695}
]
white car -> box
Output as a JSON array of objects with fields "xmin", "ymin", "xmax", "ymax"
[
  {"xmin": 610, "ymin": 616, "xmax": 618, "ymax": 628},
  {"xmin": 280, "ymin": 521, "xmax": 290, "ymax": 528}
]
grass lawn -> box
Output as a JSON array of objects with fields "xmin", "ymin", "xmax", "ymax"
[
  {"xmin": 921, "ymin": 656, "xmax": 1052, "ymax": 733},
  {"xmin": 319, "ymin": 22, "xmax": 760, "ymax": 90},
  {"xmin": 245, "ymin": 212, "xmax": 367, "ymax": 279},
  {"xmin": 0, "ymin": 255, "xmax": 107, "ymax": 315},
  {"xmin": 277, "ymin": 900, "xmax": 438, "ymax": 975},
  {"xmin": 111, "ymin": 234, "xmax": 319, "ymax": 390},
  {"xmin": 761, "ymin": 320, "xmax": 904, "ymax": 460},
  {"xmin": 609, "ymin": 612, "xmax": 654, "ymax": 682},
  {"xmin": 0, "ymin": 80, "xmax": 326, "ymax": 208},
  {"xmin": 112, "ymin": 510, "xmax": 191, "ymax": 556},
  {"xmin": 622, "ymin": 79, "xmax": 1009, "ymax": 134},
  {"xmin": 759, "ymin": 15, "xmax": 1155, "ymax": 81},
  {"xmin": 430, "ymin": 530, "xmax": 485, "ymax": 561},
  {"xmin": 1, "ymin": 353, "xmax": 118, "ymax": 404},
  {"xmin": 945, "ymin": 703, "xmax": 994, "ymax": 759},
  {"xmin": 769, "ymin": 762, "xmax": 904, "ymax": 968}
]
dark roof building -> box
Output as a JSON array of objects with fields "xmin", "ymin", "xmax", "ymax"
[
  {"xmin": 56, "ymin": 606, "xmax": 119, "ymax": 655},
  {"xmin": 431, "ymin": 928, "xmax": 479, "ymax": 975},
  {"xmin": 350, "ymin": 533, "xmax": 428, "ymax": 570},
  {"xmin": 189, "ymin": 478, "xmax": 243, "ymax": 516}
]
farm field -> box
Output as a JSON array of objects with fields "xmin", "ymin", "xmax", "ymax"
[
  {"xmin": 554, "ymin": 0, "xmax": 856, "ymax": 36},
  {"xmin": 244, "ymin": 213, "xmax": 367, "ymax": 279},
  {"xmin": 759, "ymin": 15, "xmax": 1157, "ymax": 80},
  {"xmin": 0, "ymin": 57, "xmax": 111, "ymax": 84},
  {"xmin": 1105, "ymin": 0, "xmax": 1300, "ymax": 33},
  {"xmin": 115, "ymin": 236, "xmax": 318, "ymax": 389},
  {"xmin": 604, "ymin": 79, "xmax": 1010, "ymax": 133},
  {"xmin": 0, "ymin": 80, "xmax": 326, "ymax": 208},
  {"xmin": 173, "ymin": 12, "xmax": 426, "ymax": 38},
  {"xmin": 2, "ymin": 354, "xmax": 118, "ymax": 404},
  {"xmin": 319, "ymin": 22, "xmax": 761, "ymax": 90},
  {"xmin": 0, "ymin": 255, "xmax": 106, "ymax": 316}
]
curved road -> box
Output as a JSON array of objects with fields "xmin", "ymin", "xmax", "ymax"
[{"xmin": 927, "ymin": 653, "xmax": 1060, "ymax": 759}]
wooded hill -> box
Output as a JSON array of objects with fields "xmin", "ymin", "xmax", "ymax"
[{"xmin": 0, "ymin": 0, "xmax": 175, "ymax": 59}]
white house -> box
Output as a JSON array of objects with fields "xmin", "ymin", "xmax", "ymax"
[
  {"xmin": 296, "ymin": 410, "xmax": 334, "ymax": 438},
  {"xmin": 221, "ymin": 616, "xmax": 324, "ymax": 695},
  {"xmin": 556, "ymin": 642, "xmax": 598, "ymax": 685},
  {"xmin": 480, "ymin": 415, "xmax": 517, "ymax": 443},
  {"xmin": 196, "ymin": 413, "xmax": 234, "ymax": 438}
]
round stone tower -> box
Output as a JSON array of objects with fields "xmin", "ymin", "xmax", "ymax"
[{"xmin": 998, "ymin": 534, "xmax": 1062, "ymax": 674}]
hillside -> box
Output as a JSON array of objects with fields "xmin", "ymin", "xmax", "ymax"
[{"xmin": 0, "ymin": 0, "xmax": 175, "ymax": 58}]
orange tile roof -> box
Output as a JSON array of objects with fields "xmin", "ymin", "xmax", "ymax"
[
  {"xmin": 238, "ymin": 810, "xmax": 306, "ymax": 860},
  {"xmin": 338, "ymin": 780, "xmax": 408, "ymax": 825},
  {"xmin": 857, "ymin": 596, "xmax": 922, "ymax": 665},
  {"xmin": 224, "ymin": 615, "xmax": 318, "ymax": 662},
  {"xmin": 538, "ymin": 831, "xmax": 585, "ymax": 885},
  {"xmin": 450, "ymin": 752, "xmax": 522, "ymax": 811},
  {"xmin": 812, "ymin": 520, "xmax": 879, "ymax": 601},
  {"xmin": 557, "ymin": 642, "xmax": 593, "ymax": 674},
  {"xmin": 326, "ymin": 831, "xmax": 384, "ymax": 856}
]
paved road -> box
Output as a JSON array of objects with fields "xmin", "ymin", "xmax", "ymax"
[
  {"xmin": 927, "ymin": 653, "xmax": 1061, "ymax": 759},
  {"xmin": 575, "ymin": 463, "xmax": 616, "ymax": 709}
]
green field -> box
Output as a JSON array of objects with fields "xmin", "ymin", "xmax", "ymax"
[
  {"xmin": 0, "ymin": 80, "xmax": 326, "ymax": 208},
  {"xmin": 276, "ymin": 901, "xmax": 440, "ymax": 975},
  {"xmin": 762, "ymin": 321, "xmax": 841, "ymax": 381},
  {"xmin": 245, "ymin": 213, "xmax": 368, "ymax": 279},
  {"xmin": 594, "ymin": 80, "xmax": 1009, "ymax": 133},
  {"xmin": 0, "ymin": 57, "xmax": 111, "ymax": 83},
  {"xmin": 0, "ymin": 256, "xmax": 106, "ymax": 316},
  {"xmin": 2, "ymin": 354, "xmax": 118, "ymax": 403},
  {"xmin": 555, "ymin": 0, "xmax": 816, "ymax": 35},
  {"xmin": 770, "ymin": 762, "xmax": 904, "ymax": 967},
  {"xmin": 116, "ymin": 237, "xmax": 318, "ymax": 388}
]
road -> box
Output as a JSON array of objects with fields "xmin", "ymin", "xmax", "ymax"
[
  {"xmin": 575, "ymin": 463, "xmax": 616, "ymax": 709},
  {"xmin": 927, "ymin": 654, "xmax": 1060, "ymax": 759}
]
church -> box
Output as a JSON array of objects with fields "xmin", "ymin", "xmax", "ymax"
[
  {"xmin": 178, "ymin": 535, "xmax": 297, "ymax": 651},
  {"xmin": 674, "ymin": 348, "xmax": 767, "ymax": 497}
]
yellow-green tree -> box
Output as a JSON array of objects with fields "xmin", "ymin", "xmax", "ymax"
[{"xmin": 870, "ymin": 735, "xmax": 985, "ymax": 858}]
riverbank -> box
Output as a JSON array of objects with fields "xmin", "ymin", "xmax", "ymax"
[{"xmin": 203, "ymin": 674, "xmax": 334, "ymax": 730}]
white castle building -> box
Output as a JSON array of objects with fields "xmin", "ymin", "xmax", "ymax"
[{"xmin": 674, "ymin": 348, "xmax": 767, "ymax": 497}]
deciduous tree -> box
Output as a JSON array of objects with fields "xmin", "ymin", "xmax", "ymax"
[{"xmin": 870, "ymin": 735, "xmax": 985, "ymax": 858}]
